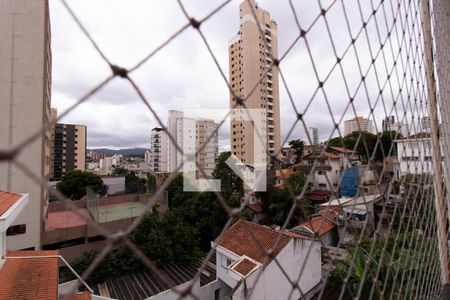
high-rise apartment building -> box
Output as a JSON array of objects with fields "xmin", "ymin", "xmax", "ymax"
[
  {"xmin": 382, "ymin": 116, "xmax": 408, "ymax": 137},
  {"xmin": 196, "ymin": 119, "xmax": 219, "ymax": 176},
  {"xmin": 0, "ymin": 0, "xmax": 52, "ymax": 250},
  {"xmin": 149, "ymin": 127, "xmax": 169, "ymax": 173},
  {"xmin": 344, "ymin": 116, "xmax": 374, "ymax": 136},
  {"xmin": 167, "ymin": 110, "xmax": 219, "ymax": 176},
  {"xmin": 229, "ymin": 0, "xmax": 281, "ymax": 165},
  {"xmin": 50, "ymin": 108, "xmax": 87, "ymax": 180},
  {"xmin": 309, "ymin": 127, "xmax": 319, "ymax": 145}
]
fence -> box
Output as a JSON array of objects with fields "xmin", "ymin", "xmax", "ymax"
[{"xmin": 2, "ymin": 0, "xmax": 450, "ymax": 299}]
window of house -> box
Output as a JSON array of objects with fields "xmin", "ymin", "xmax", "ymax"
[
  {"xmin": 319, "ymin": 183, "xmax": 327, "ymax": 188},
  {"xmin": 215, "ymin": 289, "xmax": 220, "ymax": 300},
  {"xmin": 318, "ymin": 171, "xmax": 324, "ymax": 175},
  {"xmin": 7, "ymin": 224, "xmax": 26, "ymax": 236}
]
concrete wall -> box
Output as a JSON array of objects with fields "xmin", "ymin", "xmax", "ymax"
[{"xmin": 0, "ymin": 0, "xmax": 51, "ymax": 250}]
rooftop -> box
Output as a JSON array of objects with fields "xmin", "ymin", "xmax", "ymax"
[
  {"xmin": 231, "ymin": 257, "xmax": 259, "ymax": 277},
  {"xmin": 215, "ymin": 220, "xmax": 298, "ymax": 264},
  {"xmin": 306, "ymin": 189, "xmax": 331, "ymax": 202},
  {"xmin": 303, "ymin": 151, "xmax": 341, "ymax": 160},
  {"xmin": 0, "ymin": 190, "xmax": 22, "ymax": 216},
  {"xmin": 94, "ymin": 257, "xmax": 216, "ymax": 299},
  {"xmin": 328, "ymin": 146, "xmax": 356, "ymax": 154},
  {"xmin": 45, "ymin": 208, "xmax": 88, "ymax": 231},
  {"xmin": 0, "ymin": 250, "xmax": 59, "ymax": 300}
]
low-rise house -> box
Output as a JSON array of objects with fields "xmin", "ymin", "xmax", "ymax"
[
  {"xmin": 395, "ymin": 132, "xmax": 434, "ymax": 177},
  {"xmin": 212, "ymin": 220, "xmax": 322, "ymax": 300},
  {"xmin": 291, "ymin": 209, "xmax": 338, "ymax": 247},
  {"xmin": 320, "ymin": 194, "xmax": 383, "ymax": 245},
  {"xmin": 304, "ymin": 152, "xmax": 342, "ymax": 191},
  {"xmin": 0, "ymin": 190, "xmax": 103, "ymax": 300}
]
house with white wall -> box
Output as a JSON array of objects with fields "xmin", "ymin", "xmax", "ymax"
[
  {"xmin": 395, "ymin": 133, "xmax": 434, "ymax": 176},
  {"xmin": 212, "ymin": 220, "xmax": 322, "ymax": 300},
  {"xmin": 303, "ymin": 152, "xmax": 342, "ymax": 191}
]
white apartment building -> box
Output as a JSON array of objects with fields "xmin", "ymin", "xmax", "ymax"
[
  {"xmin": 0, "ymin": 0, "xmax": 52, "ymax": 250},
  {"xmin": 382, "ymin": 116, "xmax": 409, "ymax": 136},
  {"xmin": 167, "ymin": 110, "xmax": 219, "ymax": 176},
  {"xmin": 149, "ymin": 127, "xmax": 169, "ymax": 173},
  {"xmin": 310, "ymin": 127, "xmax": 319, "ymax": 145},
  {"xmin": 344, "ymin": 116, "xmax": 374, "ymax": 135},
  {"xmin": 395, "ymin": 133, "xmax": 434, "ymax": 176}
]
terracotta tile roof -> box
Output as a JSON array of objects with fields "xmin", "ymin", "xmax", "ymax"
[
  {"xmin": 0, "ymin": 190, "xmax": 22, "ymax": 216},
  {"xmin": 215, "ymin": 220, "xmax": 293, "ymax": 264},
  {"xmin": 328, "ymin": 146, "xmax": 356, "ymax": 154},
  {"xmin": 247, "ymin": 203, "xmax": 263, "ymax": 213},
  {"xmin": 275, "ymin": 169, "xmax": 294, "ymax": 179},
  {"xmin": 232, "ymin": 258, "xmax": 258, "ymax": 276},
  {"xmin": 303, "ymin": 151, "xmax": 341, "ymax": 160},
  {"xmin": 0, "ymin": 250, "xmax": 59, "ymax": 300},
  {"xmin": 298, "ymin": 215, "xmax": 336, "ymax": 236},
  {"xmin": 306, "ymin": 189, "xmax": 331, "ymax": 202}
]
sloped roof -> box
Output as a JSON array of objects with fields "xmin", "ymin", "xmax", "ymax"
[
  {"xmin": 0, "ymin": 251, "xmax": 59, "ymax": 300},
  {"xmin": 215, "ymin": 220, "xmax": 295, "ymax": 264},
  {"xmin": 303, "ymin": 152, "xmax": 341, "ymax": 160},
  {"xmin": 232, "ymin": 258, "xmax": 258, "ymax": 276},
  {"xmin": 403, "ymin": 132, "xmax": 431, "ymax": 139},
  {"xmin": 306, "ymin": 189, "xmax": 331, "ymax": 202},
  {"xmin": 298, "ymin": 214, "xmax": 336, "ymax": 236},
  {"xmin": 275, "ymin": 169, "xmax": 294, "ymax": 179},
  {"xmin": 328, "ymin": 146, "xmax": 355, "ymax": 154},
  {"xmin": 0, "ymin": 190, "xmax": 22, "ymax": 216},
  {"xmin": 69, "ymin": 292, "xmax": 91, "ymax": 300},
  {"xmin": 247, "ymin": 203, "xmax": 263, "ymax": 213}
]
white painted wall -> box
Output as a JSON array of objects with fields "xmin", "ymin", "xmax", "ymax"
[
  {"xmin": 0, "ymin": 0, "xmax": 51, "ymax": 251},
  {"xmin": 396, "ymin": 138, "xmax": 434, "ymax": 175},
  {"xmin": 232, "ymin": 239, "xmax": 322, "ymax": 300},
  {"xmin": 147, "ymin": 278, "xmax": 222, "ymax": 300}
]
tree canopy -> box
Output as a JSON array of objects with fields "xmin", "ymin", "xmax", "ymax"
[
  {"xmin": 288, "ymin": 139, "xmax": 304, "ymax": 163},
  {"xmin": 56, "ymin": 170, "xmax": 107, "ymax": 200}
]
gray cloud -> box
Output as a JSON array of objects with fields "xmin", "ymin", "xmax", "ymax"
[{"xmin": 50, "ymin": 0, "xmax": 414, "ymax": 150}]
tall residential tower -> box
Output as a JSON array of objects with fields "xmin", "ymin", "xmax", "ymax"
[
  {"xmin": 229, "ymin": 0, "xmax": 281, "ymax": 165},
  {"xmin": 0, "ymin": 0, "xmax": 52, "ymax": 250}
]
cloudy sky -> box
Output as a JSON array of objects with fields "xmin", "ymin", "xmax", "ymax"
[{"xmin": 49, "ymin": 0, "xmax": 421, "ymax": 150}]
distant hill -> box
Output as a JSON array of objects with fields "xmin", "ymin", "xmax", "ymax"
[{"xmin": 87, "ymin": 148, "xmax": 148, "ymax": 157}]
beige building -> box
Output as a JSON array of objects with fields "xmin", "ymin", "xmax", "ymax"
[
  {"xmin": 196, "ymin": 119, "xmax": 219, "ymax": 177},
  {"xmin": 50, "ymin": 108, "xmax": 87, "ymax": 180},
  {"xmin": 229, "ymin": 0, "xmax": 281, "ymax": 165},
  {"xmin": 344, "ymin": 116, "xmax": 374, "ymax": 135},
  {"xmin": 168, "ymin": 110, "xmax": 219, "ymax": 175},
  {"xmin": 0, "ymin": 0, "xmax": 52, "ymax": 250}
]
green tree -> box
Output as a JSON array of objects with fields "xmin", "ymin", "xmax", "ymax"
[
  {"xmin": 342, "ymin": 131, "xmax": 377, "ymax": 163},
  {"xmin": 166, "ymin": 174, "xmax": 197, "ymax": 208},
  {"xmin": 289, "ymin": 139, "xmax": 304, "ymax": 163},
  {"xmin": 125, "ymin": 171, "xmax": 146, "ymax": 194},
  {"xmin": 375, "ymin": 130, "xmax": 402, "ymax": 160},
  {"xmin": 146, "ymin": 174, "xmax": 157, "ymax": 195},
  {"xmin": 212, "ymin": 151, "xmax": 244, "ymax": 198},
  {"xmin": 56, "ymin": 170, "xmax": 107, "ymax": 200},
  {"xmin": 263, "ymin": 168, "xmax": 313, "ymax": 227}
]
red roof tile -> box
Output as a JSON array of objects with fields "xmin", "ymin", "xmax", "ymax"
[
  {"xmin": 303, "ymin": 152, "xmax": 341, "ymax": 160},
  {"xmin": 306, "ymin": 189, "xmax": 331, "ymax": 202},
  {"xmin": 299, "ymin": 216, "xmax": 336, "ymax": 236},
  {"xmin": 328, "ymin": 146, "xmax": 355, "ymax": 154},
  {"xmin": 0, "ymin": 251, "xmax": 59, "ymax": 300},
  {"xmin": 215, "ymin": 220, "xmax": 293, "ymax": 264},
  {"xmin": 247, "ymin": 203, "xmax": 263, "ymax": 213},
  {"xmin": 0, "ymin": 190, "xmax": 22, "ymax": 216},
  {"xmin": 232, "ymin": 258, "xmax": 258, "ymax": 276}
]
